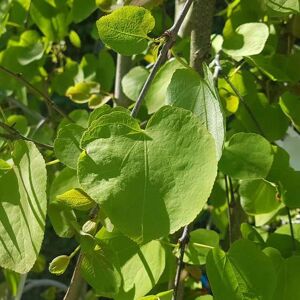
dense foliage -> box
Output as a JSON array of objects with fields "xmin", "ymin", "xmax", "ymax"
[{"xmin": 0, "ymin": 0, "xmax": 300, "ymax": 299}]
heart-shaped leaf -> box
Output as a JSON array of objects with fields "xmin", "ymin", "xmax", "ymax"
[
  {"xmin": 78, "ymin": 106, "xmax": 217, "ymax": 243},
  {"xmin": 97, "ymin": 6, "xmax": 155, "ymax": 55}
]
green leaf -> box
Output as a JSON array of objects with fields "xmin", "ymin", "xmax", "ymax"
[
  {"xmin": 96, "ymin": 6, "xmax": 155, "ymax": 55},
  {"xmin": 66, "ymin": 81, "xmax": 100, "ymax": 103},
  {"xmin": 144, "ymin": 59, "xmax": 185, "ymax": 114},
  {"xmin": 80, "ymin": 50, "xmax": 115, "ymax": 92},
  {"xmin": 266, "ymin": 224, "xmax": 300, "ymax": 257},
  {"xmin": 207, "ymin": 239, "xmax": 276, "ymax": 300},
  {"xmin": 139, "ymin": 290, "xmax": 173, "ymax": 300},
  {"xmin": 166, "ymin": 66, "xmax": 225, "ymax": 159},
  {"xmin": 240, "ymin": 179, "xmax": 280, "ymax": 215},
  {"xmin": 223, "ymin": 23, "xmax": 269, "ymax": 57},
  {"xmin": 122, "ymin": 66, "xmax": 149, "ymax": 101},
  {"xmin": 6, "ymin": 114, "xmax": 28, "ymax": 135},
  {"xmin": 96, "ymin": 228, "xmax": 166, "ymax": 300},
  {"xmin": 48, "ymin": 168, "xmax": 79, "ymax": 238},
  {"xmin": 56, "ymin": 188, "xmax": 95, "ymax": 211},
  {"xmin": 240, "ymin": 223, "xmax": 265, "ymax": 245},
  {"xmin": 54, "ymin": 124, "xmax": 84, "ymax": 169},
  {"xmin": 81, "ymin": 247, "xmax": 122, "ymax": 297},
  {"xmin": 71, "ymin": 0, "xmax": 97, "ymax": 23},
  {"xmin": 233, "ymin": 93, "xmax": 289, "ymax": 142},
  {"xmin": 272, "ymin": 255, "xmax": 300, "ymax": 299},
  {"xmin": 219, "ymin": 133, "xmax": 274, "ymax": 180},
  {"xmin": 279, "ymin": 92, "xmax": 300, "ymax": 131},
  {"xmin": 30, "ymin": 0, "xmax": 70, "ymax": 41},
  {"xmin": 182, "ymin": 229, "xmax": 219, "ymax": 265},
  {"xmin": 69, "ymin": 30, "xmax": 81, "ymax": 48},
  {"xmin": 0, "ymin": 141, "xmax": 47, "ymax": 273},
  {"xmin": 267, "ymin": 0, "xmax": 300, "ymax": 14},
  {"xmin": 281, "ymin": 169, "xmax": 300, "ymax": 208},
  {"xmin": 49, "ymin": 255, "xmax": 70, "ymax": 276},
  {"xmin": 78, "ymin": 106, "xmax": 217, "ymax": 243}
]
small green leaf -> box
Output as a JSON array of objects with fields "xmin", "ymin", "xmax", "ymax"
[
  {"xmin": 96, "ymin": 6, "xmax": 155, "ymax": 55},
  {"xmin": 49, "ymin": 168, "xmax": 79, "ymax": 238},
  {"xmin": 223, "ymin": 23, "xmax": 269, "ymax": 57},
  {"xmin": 139, "ymin": 290, "xmax": 173, "ymax": 300},
  {"xmin": 267, "ymin": 0, "xmax": 300, "ymax": 14},
  {"xmin": 6, "ymin": 114, "xmax": 28, "ymax": 135},
  {"xmin": 49, "ymin": 255, "xmax": 70, "ymax": 276},
  {"xmin": 279, "ymin": 92, "xmax": 300, "ymax": 131},
  {"xmin": 66, "ymin": 82, "xmax": 100, "ymax": 103},
  {"xmin": 56, "ymin": 188, "xmax": 95, "ymax": 211},
  {"xmin": 240, "ymin": 179, "xmax": 280, "ymax": 215},
  {"xmin": 182, "ymin": 229, "xmax": 219, "ymax": 265},
  {"xmin": 81, "ymin": 247, "xmax": 121, "ymax": 297},
  {"xmin": 219, "ymin": 133, "xmax": 274, "ymax": 180},
  {"xmin": 122, "ymin": 66, "xmax": 149, "ymax": 101},
  {"xmin": 69, "ymin": 30, "xmax": 81, "ymax": 48}
]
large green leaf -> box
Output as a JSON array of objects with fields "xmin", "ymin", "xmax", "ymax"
[
  {"xmin": 239, "ymin": 179, "xmax": 280, "ymax": 215},
  {"xmin": 97, "ymin": 6, "xmax": 155, "ymax": 55},
  {"xmin": 166, "ymin": 66, "xmax": 225, "ymax": 159},
  {"xmin": 144, "ymin": 59, "xmax": 185, "ymax": 114},
  {"xmin": 219, "ymin": 133, "xmax": 274, "ymax": 180},
  {"xmin": 0, "ymin": 141, "xmax": 47, "ymax": 273},
  {"xmin": 207, "ymin": 239, "xmax": 276, "ymax": 300},
  {"xmin": 96, "ymin": 228, "xmax": 166, "ymax": 300},
  {"xmin": 78, "ymin": 106, "xmax": 217, "ymax": 243},
  {"xmin": 223, "ymin": 23, "xmax": 269, "ymax": 57}
]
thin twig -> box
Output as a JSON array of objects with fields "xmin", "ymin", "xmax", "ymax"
[
  {"xmin": 286, "ymin": 207, "xmax": 296, "ymax": 253},
  {"xmin": 224, "ymin": 175, "xmax": 232, "ymax": 246},
  {"xmin": 172, "ymin": 226, "xmax": 190, "ymax": 300},
  {"xmin": 131, "ymin": 0, "xmax": 194, "ymax": 117},
  {"xmin": 0, "ymin": 65, "xmax": 72, "ymax": 121},
  {"xmin": 63, "ymin": 254, "xmax": 85, "ymax": 300},
  {"xmin": 7, "ymin": 97, "xmax": 44, "ymax": 121},
  {"xmin": 0, "ymin": 120, "xmax": 53, "ymax": 150},
  {"xmin": 23, "ymin": 279, "xmax": 68, "ymax": 293},
  {"xmin": 223, "ymin": 74, "xmax": 265, "ymax": 137},
  {"xmin": 15, "ymin": 273, "xmax": 27, "ymax": 300}
]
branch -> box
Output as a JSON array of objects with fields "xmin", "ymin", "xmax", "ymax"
[
  {"xmin": 224, "ymin": 175, "xmax": 232, "ymax": 246},
  {"xmin": 0, "ymin": 120, "xmax": 53, "ymax": 150},
  {"xmin": 114, "ymin": 54, "xmax": 132, "ymax": 107},
  {"xmin": 23, "ymin": 279, "xmax": 68, "ymax": 293},
  {"xmin": 286, "ymin": 207, "xmax": 296, "ymax": 253},
  {"xmin": 63, "ymin": 254, "xmax": 85, "ymax": 300},
  {"xmin": 190, "ymin": 0, "xmax": 216, "ymax": 74},
  {"xmin": 131, "ymin": 0, "xmax": 194, "ymax": 117},
  {"xmin": 0, "ymin": 65, "xmax": 72, "ymax": 122},
  {"xmin": 172, "ymin": 226, "xmax": 190, "ymax": 300}
]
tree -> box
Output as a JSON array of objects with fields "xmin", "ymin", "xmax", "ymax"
[{"xmin": 0, "ymin": 0, "xmax": 300, "ymax": 299}]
